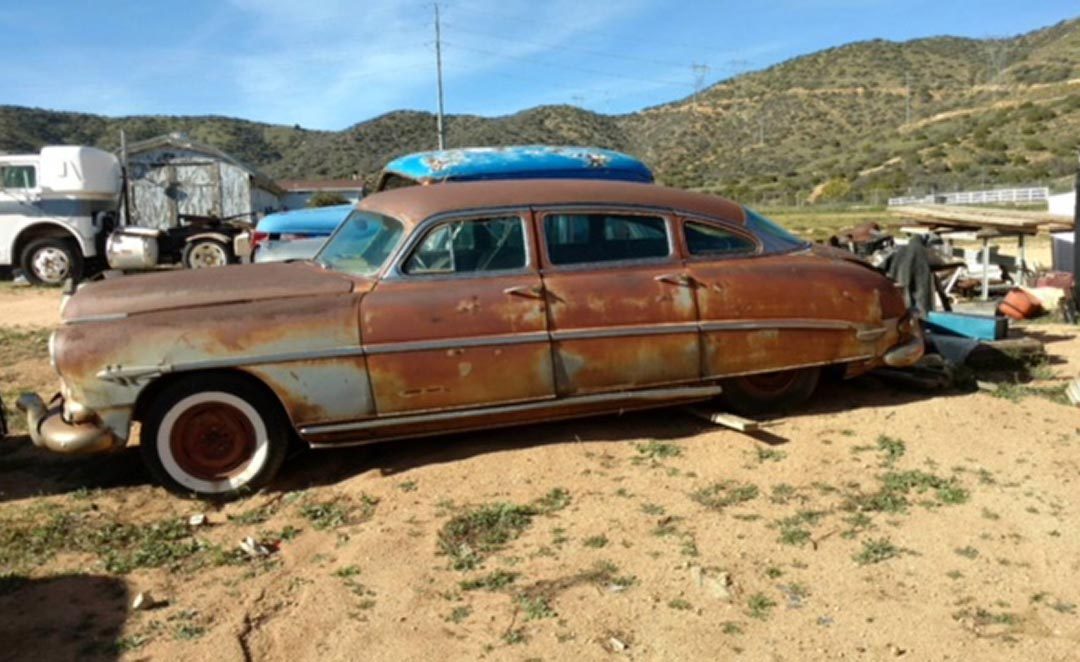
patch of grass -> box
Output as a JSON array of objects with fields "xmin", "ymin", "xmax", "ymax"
[
  {"xmin": 299, "ymin": 495, "xmax": 378, "ymax": 530},
  {"xmin": 461, "ymin": 570, "xmax": 519, "ymax": 592},
  {"xmin": 765, "ymin": 566, "xmax": 783, "ymax": 579},
  {"xmin": 845, "ymin": 469, "xmax": 969, "ymax": 514},
  {"xmin": 397, "ymin": 480, "xmax": 418, "ymax": 492},
  {"xmin": 0, "ymin": 327, "xmax": 50, "ymax": 362},
  {"xmin": 635, "ymin": 441, "xmax": 682, "ymax": 460},
  {"xmin": 990, "ymin": 382, "xmax": 1071, "ymax": 406},
  {"xmin": 668, "ymin": 598, "xmax": 693, "ymax": 610},
  {"xmin": 946, "ymin": 570, "xmax": 964, "ymax": 580},
  {"xmin": 517, "ymin": 594, "xmax": 556, "ymax": 620},
  {"xmin": 769, "ymin": 484, "xmax": 798, "ymax": 504},
  {"xmin": 503, "ymin": 628, "xmax": 527, "ymax": 645},
  {"xmin": 438, "ymin": 503, "xmax": 537, "ymax": 570},
  {"xmin": 876, "ymin": 435, "xmax": 906, "ymax": 466},
  {"xmin": 333, "ymin": 565, "xmax": 361, "ymax": 578},
  {"xmin": 228, "ymin": 505, "xmax": 277, "ymax": 525},
  {"xmin": 446, "ymin": 606, "xmax": 471, "ymax": 623},
  {"xmin": 747, "ymin": 592, "xmax": 777, "ymax": 620},
  {"xmin": 854, "ymin": 537, "xmax": 901, "ymax": 565},
  {"xmin": 776, "ymin": 510, "xmax": 827, "ymax": 547},
  {"xmin": 583, "ymin": 535, "xmax": 608, "ymax": 549},
  {"xmin": 955, "ymin": 545, "xmax": 980, "ymax": 559},
  {"xmin": 756, "ymin": 447, "xmax": 787, "ymax": 463},
  {"xmin": 692, "ymin": 481, "xmax": 759, "ymax": 511},
  {"xmin": 640, "ymin": 502, "xmax": 665, "ymax": 516},
  {"xmin": 722, "ymin": 621, "xmax": 744, "ymax": 635},
  {"xmin": 533, "ymin": 488, "xmax": 571, "ymax": 514}
]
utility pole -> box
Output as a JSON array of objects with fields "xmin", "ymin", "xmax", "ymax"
[
  {"xmin": 691, "ymin": 63, "xmax": 709, "ymax": 110},
  {"xmin": 434, "ymin": 2, "xmax": 446, "ymax": 150}
]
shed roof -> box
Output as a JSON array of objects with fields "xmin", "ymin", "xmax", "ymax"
[{"xmin": 123, "ymin": 133, "xmax": 285, "ymax": 195}]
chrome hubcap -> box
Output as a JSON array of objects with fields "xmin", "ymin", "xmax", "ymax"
[
  {"xmin": 188, "ymin": 242, "xmax": 228, "ymax": 269},
  {"xmin": 32, "ymin": 247, "xmax": 71, "ymax": 284}
]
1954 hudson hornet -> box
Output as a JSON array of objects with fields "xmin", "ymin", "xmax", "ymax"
[{"xmin": 13, "ymin": 180, "xmax": 923, "ymax": 497}]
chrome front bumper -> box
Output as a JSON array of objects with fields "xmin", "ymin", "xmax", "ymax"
[
  {"xmin": 883, "ymin": 334, "xmax": 925, "ymax": 368},
  {"xmin": 15, "ymin": 393, "xmax": 120, "ymax": 454}
]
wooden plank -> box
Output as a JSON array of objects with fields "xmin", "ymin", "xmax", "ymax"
[
  {"xmin": 685, "ymin": 407, "xmax": 761, "ymax": 432},
  {"xmin": 889, "ymin": 205, "xmax": 1072, "ymax": 233}
]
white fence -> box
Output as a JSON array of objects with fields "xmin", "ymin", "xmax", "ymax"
[{"xmin": 888, "ymin": 186, "xmax": 1050, "ymax": 207}]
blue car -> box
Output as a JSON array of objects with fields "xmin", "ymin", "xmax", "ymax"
[{"xmin": 252, "ymin": 146, "xmax": 653, "ymax": 263}]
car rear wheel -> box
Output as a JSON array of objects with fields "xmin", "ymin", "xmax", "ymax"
[
  {"xmin": 140, "ymin": 374, "xmax": 289, "ymax": 498},
  {"xmin": 719, "ymin": 367, "xmax": 821, "ymax": 415},
  {"xmin": 182, "ymin": 239, "xmax": 232, "ymax": 269}
]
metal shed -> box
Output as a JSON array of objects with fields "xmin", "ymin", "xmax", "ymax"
[{"xmin": 122, "ymin": 133, "xmax": 284, "ymax": 230}]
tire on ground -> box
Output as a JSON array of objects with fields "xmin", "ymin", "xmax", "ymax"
[
  {"xmin": 139, "ymin": 373, "xmax": 289, "ymax": 498},
  {"xmin": 182, "ymin": 239, "xmax": 233, "ymax": 269},
  {"xmin": 20, "ymin": 237, "xmax": 83, "ymax": 286},
  {"xmin": 719, "ymin": 366, "xmax": 821, "ymax": 416}
]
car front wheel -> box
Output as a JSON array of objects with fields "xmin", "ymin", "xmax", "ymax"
[
  {"xmin": 140, "ymin": 374, "xmax": 289, "ymax": 498},
  {"xmin": 719, "ymin": 367, "xmax": 821, "ymax": 416}
]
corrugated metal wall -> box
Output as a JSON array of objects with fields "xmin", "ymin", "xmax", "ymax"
[{"xmin": 127, "ymin": 148, "xmax": 273, "ymax": 228}]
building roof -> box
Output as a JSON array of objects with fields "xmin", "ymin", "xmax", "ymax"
[
  {"xmin": 123, "ymin": 133, "xmax": 285, "ymax": 195},
  {"xmin": 358, "ymin": 178, "xmax": 746, "ymax": 230},
  {"xmin": 278, "ymin": 179, "xmax": 366, "ymax": 192},
  {"xmin": 379, "ymin": 146, "xmax": 653, "ymax": 188}
]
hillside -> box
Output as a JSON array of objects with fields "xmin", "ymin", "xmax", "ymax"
[{"xmin": 1, "ymin": 17, "xmax": 1077, "ymax": 203}]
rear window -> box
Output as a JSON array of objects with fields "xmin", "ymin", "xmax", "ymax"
[
  {"xmin": 544, "ymin": 213, "xmax": 670, "ymax": 265},
  {"xmin": 685, "ymin": 222, "xmax": 757, "ymax": 256},
  {"xmin": 744, "ymin": 207, "xmax": 807, "ymax": 253}
]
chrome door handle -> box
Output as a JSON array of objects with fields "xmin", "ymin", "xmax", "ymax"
[{"xmin": 504, "ymin": 285, "xmax": 546, "ymax": 299}]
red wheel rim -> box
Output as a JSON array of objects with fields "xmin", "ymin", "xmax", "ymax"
[{"xmin": 170, "ymin": 402, "xmax": 256, "ymax": 481}]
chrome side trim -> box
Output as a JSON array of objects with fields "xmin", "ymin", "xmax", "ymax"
[
  {"xmin": 551, "ymin": 322, "xmax": 699, "ymax": 342},
  {"xmin": 64, "ymin": 312, "xmax": 130, "ymax": 325},
  {"xmin": 364, "ymin": 331, "xmax": 550, "ymax": 355},
  {"xmin": 299, "ymin": 384, "xmax": 725, "ymax": 437},
  {"xmin": 700, "ymin": 319, "xmax": 861, "ymax": 333}
]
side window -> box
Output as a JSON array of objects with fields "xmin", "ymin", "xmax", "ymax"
[
  {"xmin": 0, "ymin": 166, "xmax": 36, "ymax": 189},
  {"xmin": 544, "ymin": 213, "xmax": 670, "ymax": 265},
  {"xmin": 404, "ymin": 216, "xmax": 526, "ymax": 275},
  {"xmin": 685, "ymin": 221, "xmax": 757, "ymax": 256}
]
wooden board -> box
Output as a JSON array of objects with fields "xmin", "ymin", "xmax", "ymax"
[{"xmin": 889, "ymin": 205, "xmax": 1073, "ymax": 234}]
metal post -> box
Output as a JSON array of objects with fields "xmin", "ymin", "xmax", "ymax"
[
  {"xmin": 981, "ymin": 235, "xmax": 991, "ymax": 302},
  {"xmin": 434, "ymin": 2, "xmax": 446, "ymax": 151},
  {"xmin": 1018, "ymin": 233, "xmax": 1027, "ymax": 286}
]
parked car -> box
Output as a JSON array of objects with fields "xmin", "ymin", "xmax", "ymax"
[
  {"xmin": 250, "ymin": 204, "xmax": 353, "ymax": 263},
  {"xmin": 12, "ymin": 180, "xmax": 923, "ymax": 497},
  {"xmin": 251, "ymin": 146, "xmax": 654, "ymax": 264}
]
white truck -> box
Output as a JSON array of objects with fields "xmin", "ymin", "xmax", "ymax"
[{"xmin": 0, "ymin": 146, "xmax": 121, "ymax": 285}]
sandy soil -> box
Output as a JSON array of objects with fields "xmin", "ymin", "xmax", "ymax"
[
  {"xmin": 0, "ymin": 286, "xmax": 62, "ymax": 328},
  {"xmin": 1, "ymin": 289, "xmax": 1079, "ymax": 661}
]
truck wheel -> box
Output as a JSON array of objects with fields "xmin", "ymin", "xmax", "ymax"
[
  {"xmin": 719, "ymin": 367, "xmax": 820, "ymax": 416},
  {"xmin": 140, "ymin": 374, "xmax": 289, "ymax": 498},
  {"xmin": 20, "ymin": 237, "xmax": 83, "ymax": 286},
  {"xmin": 182, "ymin": 239, "xmax": 232, "ymax": 269}
]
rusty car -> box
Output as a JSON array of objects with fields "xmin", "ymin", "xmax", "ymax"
[{"xmin": 11, "ymin": 179, "xmax": 923, "ymax": 497}]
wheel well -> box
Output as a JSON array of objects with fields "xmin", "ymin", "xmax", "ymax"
[
  {"xmin": 132, "ymin": 368, "xmax": 292, "ymax": 428},
  {"xmin": 14, "ymin": 224, "xmax": 82, "ymax": 262}
]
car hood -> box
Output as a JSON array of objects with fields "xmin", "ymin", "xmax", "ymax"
[{"xmin": 62, "ymin": 263, "xmax": 359, "ymax": 323}]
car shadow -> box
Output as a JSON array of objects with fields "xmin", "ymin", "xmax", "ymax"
[
  {"xmin": 274, "ymin": 373, "xmax": 963, "ymax": 488},
  {"xmin": 0, "ymin": 573, "xmax": 129, "ymax": 661},
  {"xmin": 0, "ymin": 435, "xmax": 149, "ymax": 504}
]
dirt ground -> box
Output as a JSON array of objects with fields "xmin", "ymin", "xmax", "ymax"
[{"xmin": 2, "ymin": 287, "xmax": 1079, "ymax": 662}]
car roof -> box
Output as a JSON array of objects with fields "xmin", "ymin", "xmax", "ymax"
[
  {"xmin": 357, "ymin": 179, "xmax": 747, "ymax": 229},
  {"xmin": 380, "ymin": 146, "xmax": 654, "ymax": 186}
]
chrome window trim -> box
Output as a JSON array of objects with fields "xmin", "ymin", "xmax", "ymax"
[
  {"xmin": 383, "ymin": 207, "xmax": 534, "ymax": 282},
  {"xmin": 535, "ymin": 206, "xmax": 678, "ymax": 272},
  {"xmin": 680, "ymin": 215, "xmax": 763, "ymax": 260}
]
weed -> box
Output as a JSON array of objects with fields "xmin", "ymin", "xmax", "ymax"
[
  {"xmin": 460, "ymin": 570, "xmax": 519, "ymax": 592},
  {"xmin": 517, "ymin": 594, "xmax": 556, "ymax": 620},
  {"xmin": 640, "ymin": 502, "xmax": 666, "ymax": 516},
  {"xmin": 503, "ymin": 628, "xmax": 527, "ymax": 645},
  {"xmin": 438, "ymin": 503, "xmax": 536, "ymax": 570},
  {"xmin": 300, "ymin": 495, "xmax": 377, "ymax": 530},
  {"xmin": 747, "ymin": 593, "xmax": 777, "ymax": 620},
  {"xmin": 534, "ymin": 488, "xmax": 571, "ymax": 514},
  {"xmin": 333, "ymin": 565, "xmax": 361, "ymax": 578},
  {"xmin": 946, "ymin": 570, "xmax": 963, "ymax": 580},
  {"xmin": 722, "ymin": 621, "xmax": 744, "ymax": 635},
  {"xmin": 981, "ymin": 508, "xmax": 1001, "ymax": 521},
  {"xmin": 668, "ymin": 598, "xmax": 693, "ymax": 610},
  {"xmin": 446, "ymin": 606, "xmax": 471, "ymax": 623},
  {"xmin": 876, "ymin": 435, "xmax": 906, "ymax": 466},
  {"xmin": 583, "ymin": 535, "xmax": 608, "ymax": 549},
  {"xmin": 692, "ymin": 481, "xmax": 759, "ymax": 511},
  {"xmin": 398, "ymin": 480, "xmax": 418, "ymax": 492},
  {"xmin": 765, "ymin": 566, "xmax": 784, "ymax": 579},
  {"xmin": 854, "ymin": 537, "xmax": 901, "ymax": 565},
  {"xmin": 955, "ymin": 546, "xmax": 980, "ymax": 559},
  {"xmin": 228, "ymin": 505, "xmax": 277, "ymax": 525},
  {"xmin": 757, "ymin": 447, "xmax": 787, "ymax": 463},
  {"xmin": 770, "ymin": 484, "xmax": 798, "ymax": 504},
  {"xmin": 776, "ymin": 510, "xmax": 827, "ymax": 547},
  {"xmin": 635, "ymin": 441, "xmax": 682, "ymax": 460}
]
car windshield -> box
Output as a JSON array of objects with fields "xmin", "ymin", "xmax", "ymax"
[{"xmin": 315, "ymin": 210, "xmax": 405, "ymax": 277}]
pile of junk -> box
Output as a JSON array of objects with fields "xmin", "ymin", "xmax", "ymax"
[{"xmin": 827, "ymin": 222, "xmax": 1079, "ymax": 405}]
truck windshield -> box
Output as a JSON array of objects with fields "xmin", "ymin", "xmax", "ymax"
[{"xmin": 316, "ymin": 210, "xmax": 405, "ymax": 277}]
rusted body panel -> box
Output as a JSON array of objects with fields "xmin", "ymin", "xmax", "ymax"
[{"xmin": 26, "ymin": 179, "xmax": 922, "ymax": 459}]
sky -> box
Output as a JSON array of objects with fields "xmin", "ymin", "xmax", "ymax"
[{"xmin": 1, "ymin": 1, "xmax": 1076, "ymax": 130}]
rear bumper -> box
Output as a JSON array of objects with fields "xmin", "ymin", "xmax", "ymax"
[
  {"xmin": 883, "ymin": 330, "xmax": 925, "ymax": 368},
  {"xmin": 15, "ymin": 393, "xmax": 121, "ymax": 454}
]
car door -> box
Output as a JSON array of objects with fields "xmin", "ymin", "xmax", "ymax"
[
  {"xmin": 681, "ymin": 216, "xmax": 870, "ymax": 377},
  {"xmin": 536, "ymin": 207, "xmax": 701, "ymax": 396},
  {"xmin": 360, "ymin": 211, "xmax": 556, "ymax": 415}
]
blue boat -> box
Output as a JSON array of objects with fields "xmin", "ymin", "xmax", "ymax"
[
  {"xmin": 253, "ymin": 146, "xmax": 653, "ymax": 263},
  {"xmin": 377, "ymin": 145, "xmax": 654, "ymax": 189}
]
